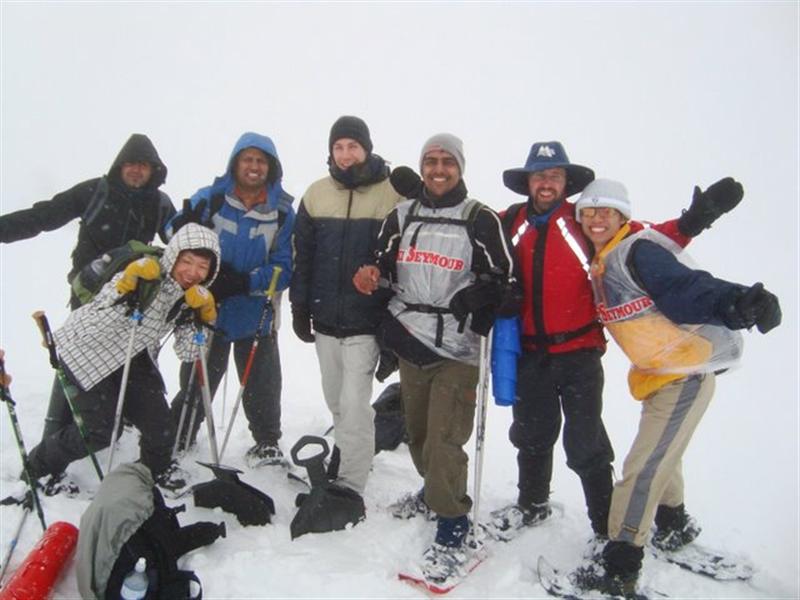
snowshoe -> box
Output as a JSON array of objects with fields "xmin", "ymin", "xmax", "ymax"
[
  {"xmin": 652, "ymin": 504, "xmax": 701, "ymax": 551},
  {"xmin": 154, "ymin": 461, "xmax": 190, "ymax": 495},
  {"xmin": 421, "ymin": 542, "xmax": 470, "ymax": 584},
  {"xmin": 42, "ymin": 472, "xmax": 79, "ymax": 498},
  {"xmin": 388, "ymin": 488, "xmax": 435, "ymax": 521},
  {"xmin": 484, "ymin": 501, "xmax": 552, "ymax": 542},
  {"xmin": 245, "ymin": 442, "xmax": 287, "ymax": 468}
]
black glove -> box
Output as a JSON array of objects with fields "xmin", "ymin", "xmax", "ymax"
[
  {"xmin": 449, "ymin": 280, "xmax": 504, "ymax": 323},
  {"xmin": 209, "ymin": 263, "xmax": 249, "ymax": 302},
  {"xmin": 720, "ymin": 282, "xmax": 782, "ymax": 334},
  {"xmin": 170, "ymin": 198, "xmax": 208, "ymax": 233},
  {"xmin": 375, "ymin": 349, "xmax": 399, "ymax": 383},
  {"xmin": 292, "ymin": 306, "xmax": 315, "ymax": 343},
  {"xmin": 678, "ymin": 177, "xmax": 744, "ymax": 237},
  {"xmin": 390, "ymin": 166, "xmax": 423, "ymax": 199}
]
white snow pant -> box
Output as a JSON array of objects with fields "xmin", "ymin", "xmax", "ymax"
[
  {"xmin": 314, "ymin": 333, "xmax": 379, "ymax": 494},
  {"xmin": 609, "ymin": 373, "xmax": 714, "ymax": 547}
]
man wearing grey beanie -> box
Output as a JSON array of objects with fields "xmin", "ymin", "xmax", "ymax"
[{"xmin": 354, "ymin": 133, "xmax": 518, "ymax": 585}]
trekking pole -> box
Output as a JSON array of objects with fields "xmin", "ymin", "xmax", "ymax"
[
  {"xmin": 218, "ymin": 266, "xmax": 282, "ymax": 462},
  {"xmin": 0, "ymin": 357, "xmax": 47, "ymax": 533},
  {"xmin": 32, "ymin": 311, "xmax": 104, "ymax": 482},
  {"xmin": 193, "ymin": 326, "xmax": 220, "ymax": 464},
  {"xmin": 172, "ymin": 360, "xmax": 198, "ymax": 458},
  {"xmin": 0, "ymin": 499, "xmax": 29, "ymax": 586},
  {"xmin": 220, "ymin": 360, "xmax": 229, "ymax": 429},
  {"xmin": 184, "ymin": 328, "xmax": 215, "ymax": 456},
  {"xmin": 472, "ymin": 333, "xmax": 491, "ymax": 533},
  {"xmin": 106, "ymin": 308, "xmax": 143, "ymax": 473}
]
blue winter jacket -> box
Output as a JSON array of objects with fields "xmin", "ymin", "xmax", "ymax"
[{"xmin": 170, "ymin": 132, "xmax": 295, "ymax": 340}]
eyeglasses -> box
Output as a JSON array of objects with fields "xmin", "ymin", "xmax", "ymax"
[
  {"xmin": 530, "ymin": 171, "xmax": 566, "ymax": 183},
  {"xmin": 579, "ymin": 207, "xmax": 618, "ymax": 219}
]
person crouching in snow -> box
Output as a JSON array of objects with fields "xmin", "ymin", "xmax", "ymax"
[
  {"xmin": 571, "ymin": 179, "xmax": 781, "ymax": 597},
  {"xmin": 26, "ymin": 223, "xmax": 220, "ymax": 495}
]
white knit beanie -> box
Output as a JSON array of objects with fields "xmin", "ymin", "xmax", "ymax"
[
  {"xmin": 419, "ymin": 133, "xmax": 465, "ymax": 175},
  {"xmin": 575, "ymin": 178, "xmax": 632, "ymax": 222}
]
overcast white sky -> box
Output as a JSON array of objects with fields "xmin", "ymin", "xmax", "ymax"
[{"xmin": 0, "ymin": 2, "xmax": 798, "ymax": 596}]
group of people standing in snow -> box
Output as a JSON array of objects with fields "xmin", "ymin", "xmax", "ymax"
[{"xmin": 0, "ymin": 118, "xmax": 782, "ymax": 597}]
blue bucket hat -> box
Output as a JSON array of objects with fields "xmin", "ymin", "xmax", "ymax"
[{"xmin": 503, "ymin": 141, "xmax": 595, "ymax": 198}]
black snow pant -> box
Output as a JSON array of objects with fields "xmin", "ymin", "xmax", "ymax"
[
  {"xmin": 28, "ymin": 352, "xmax": 175, "ymax": 479},
  {"xmin": 171, "ymin": 332, "xmax": 282, "ymax": 448},
  {"xmin": 509, "ymin": 348, "xmax": 614, "ymax": 535},
  {"xmin": 41, "ymin": 375, "xmax": 74, "ymax": 438}
]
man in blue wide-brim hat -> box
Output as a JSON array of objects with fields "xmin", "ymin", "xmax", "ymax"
[{"xmin": 484, "ymin": 140, "xmax": 743, "ymax": 548}]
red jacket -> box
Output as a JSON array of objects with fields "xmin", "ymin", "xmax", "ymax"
[{"xmin": 502, "ymin": 200, "xmax": 689, "ymax": 354}]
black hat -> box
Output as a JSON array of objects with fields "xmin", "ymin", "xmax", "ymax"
[
  {"xmin": 502, "ymin": 141, "xmax": 594, "ymax": 198},
  {"xmin": 329, "ymin": 116, "xmax": 373, "ymax": 156}
]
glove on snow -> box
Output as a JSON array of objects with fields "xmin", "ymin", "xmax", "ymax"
[
  {"xmin": 720, "ymin": 282, "xmax": 782, "ymax": 334},
  {"xmin": 116, "ymin": 257, "xmax": 161, "ymax": 295},
  {"xmin": 390, "ymin": 166, "xmax": 423, "ymax": 199},
  {"xmin": 292, "ymin": 306, "xmax": 315, "ymax": 343},
  {"xmin": 209, "ymin": 263, "xmax": 249, "ymax": 302},
  {"xmin": 185, "ymin": 285, "xmax": 217, "ymax": 324},
  {"xmin": 678, "ymin": 177, "xmax": 744, "ymax": 237}
]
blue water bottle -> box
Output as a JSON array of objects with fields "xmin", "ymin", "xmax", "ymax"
[{"xmin": 491, "ymin": 316, "xmax": 522, "ymax": 406}]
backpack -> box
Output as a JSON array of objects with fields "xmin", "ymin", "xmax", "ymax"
[
  {"xmin": 70, "ymin": 239, "xmax": 164, "ymax": 308},
  {"xmin": 104, "ymin": 487, "xmax": 210, "ymax": 600}
]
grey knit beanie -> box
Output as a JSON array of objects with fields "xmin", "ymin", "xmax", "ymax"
[
  {"xmin": 419, "ymin": 133, "xmax": 465, "ymax": 175},
  {"xmin": 575, "ymin": 178, "xmax": 632, "ymax": 222}
]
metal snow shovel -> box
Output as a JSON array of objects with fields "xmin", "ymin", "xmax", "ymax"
[
  {"xmin": 218, "ymin": 266, "xmax": 282, "ymax": 462},
  {"xmin": 189, "ymin": 325, "xmax": 276, "ymax": 526},
  {"xmin": 289, "ymin": 435, "xmax": 365, "ymax": 540},
  {"xmin": 106, "ymin": 307, "xmax": 144, "ymax": 473}
]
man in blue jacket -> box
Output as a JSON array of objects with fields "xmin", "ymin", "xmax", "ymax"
[{"xmin": 168, "ymin": 132, "xmax": 295, "ymax": 465}]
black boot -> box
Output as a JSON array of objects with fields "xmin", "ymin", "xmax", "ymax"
[{"xmin": 653, "ymin": 503, "xmax": 701, "ymax": 551}]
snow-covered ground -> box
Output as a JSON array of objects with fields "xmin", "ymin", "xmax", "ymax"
[{"xmin": 1, "ymin": 2, "xmax": 797, "ymax": 598}]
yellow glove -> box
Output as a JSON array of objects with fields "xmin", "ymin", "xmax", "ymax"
[
  {"xmin": 116, "ymin": 257, "xmax": 161, "ymax": 295},
  {"xmin": 185, "ymin": 285, "xmax": 217, "ymax": 324}
]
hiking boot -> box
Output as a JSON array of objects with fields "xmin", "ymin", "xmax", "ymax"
[
  {"xmin": 421, "ymin": 542, "xmax": 469, "ymax": 584},
  {"xmin": 388, "ymin": 488, "xmax": 434, "ymax": 521},
  {"xmin": 155, "ymin": 462, "xmax": 189, "ymax": 493},
  {"xmin": 652, "ymin": 503, "xmax": 701, "ymax": 551},
  {"xmin": 485, "ymin": 502, "xmax": 551, "ymax": 541},
  {"xmin": 245, "ymin": 442, "xmax": 285, "ymax": 468},
  {"xmin": 571, "ymin": 560, "xmax": 639, "ymax": 599},
  {"xmin": 42, "ymin": 472, "xmax": 79, "ymax": 498}
]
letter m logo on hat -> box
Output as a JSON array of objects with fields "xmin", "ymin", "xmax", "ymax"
[{"xmin": 536, "ymin": 145, "xmax": 556, "ymax": 158}]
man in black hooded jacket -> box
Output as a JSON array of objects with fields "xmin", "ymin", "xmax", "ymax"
[
  {"xmin": 0, "ymin": 134, "xmax": 176, "ymax": 472},
  {"xmin": 0, "ymin": 133, "xmax": 175, "ymax": 308}
]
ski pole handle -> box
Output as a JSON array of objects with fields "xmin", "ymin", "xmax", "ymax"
[
  {"xmin": 32, "ymin": 311, "xmax": 59, "ymax": 370},
  {"xmin": 266, "ymin": 266, "xmax": 282, "ymax": 300}
]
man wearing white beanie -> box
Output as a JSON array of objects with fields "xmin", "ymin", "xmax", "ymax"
[{"xmin": 564, "ymin": 177, "xmax": 780, "ymax": 597}]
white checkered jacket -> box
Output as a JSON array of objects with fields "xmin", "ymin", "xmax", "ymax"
[{"xmin": 54, "ymin": 224, "xmax": 221, "ymax": 391}]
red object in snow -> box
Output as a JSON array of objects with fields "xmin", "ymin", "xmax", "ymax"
[{"xmin": 0, "ymin": 521, "xmax": 78, "ymax": 600}]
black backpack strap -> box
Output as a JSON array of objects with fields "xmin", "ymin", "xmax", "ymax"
[{"xmin": 80, "ymin": 177, "xmax": 111, "ymax": 227}]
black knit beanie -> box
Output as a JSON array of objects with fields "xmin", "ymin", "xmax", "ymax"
[{"xmin": 329, "ymin": 116, "xmax": 373, "ymax": 155}]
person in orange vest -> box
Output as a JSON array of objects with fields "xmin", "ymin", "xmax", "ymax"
[{"xmin": 569, "ymin": 178, "xmax": 780, "ymax": 596}]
